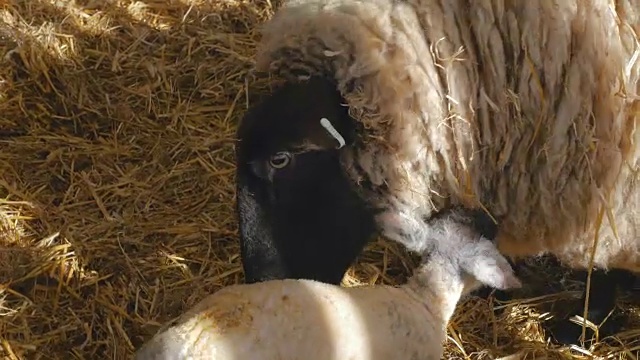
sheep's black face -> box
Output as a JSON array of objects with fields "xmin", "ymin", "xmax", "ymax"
[{"xmin": 235, "ymin": 77, "xmax": 377, "ymax": 285}]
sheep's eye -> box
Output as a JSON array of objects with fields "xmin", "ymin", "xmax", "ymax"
[{"xmin": 268, "ymin": 152, "xmax": 292, "ymax": 169}]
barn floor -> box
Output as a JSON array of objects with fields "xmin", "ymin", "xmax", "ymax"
[{"xmin": 0, "ymin": 0, "xmax": 638, "ymax": 359}]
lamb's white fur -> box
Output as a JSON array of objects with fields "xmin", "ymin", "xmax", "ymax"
[
  {"xmin": 135, "ymin": 214, "xmax": 521, "ymax": 360},
  {"xmin": 254, "ymin": 0, "xmax": 640, "ymax": 272}
]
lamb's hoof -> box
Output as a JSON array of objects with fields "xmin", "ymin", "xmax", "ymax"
[
  {"xmin": 473, "ymin": 287, "xmax": 512, "ymax": 301},
  {"xmin": 472, "ymin": 286, "xmax": 494, "ymax": 299},
  {"xmin": 493, "ymin": 289, "xmax": 511, "ymax": 302},
  {"xmin": 545, "ymin": 314, "xmax": 625, "ymax": 346},
  {"xmin": 472, "ymin": 287, "xmax": 512, "ymax": 316}
]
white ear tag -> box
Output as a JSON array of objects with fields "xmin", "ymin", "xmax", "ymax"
[{"xmin": 320, "ymin": 117, "xmax": 346, "ymax": 149}]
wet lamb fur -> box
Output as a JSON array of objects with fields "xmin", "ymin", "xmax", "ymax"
[
  {"xmin": 136, "ymin": 210, "xmax": 522, "ymax": 360},
  {"xmin": 235, "ymin": 0, "xmax": 640, "ymax": 346}
]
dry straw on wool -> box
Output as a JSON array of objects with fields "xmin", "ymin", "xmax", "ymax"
[{"xmin": 0, "ymin": 0, "xmax": 638, "ymax": 359}]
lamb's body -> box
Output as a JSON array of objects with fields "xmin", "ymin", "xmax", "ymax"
[
  {"xmin": 136, "ymin": 212, "xmax": 521, "ymax": 359},
  {"xmin": 136, "ymin": 255, "xmax": 518, "ymax": 359},
  {"xmin": 255, "ymin": 0, "xmax": 640, "ymax": 272},
  {"xmin": 136, "ymin": 278, "xmax": 447, "ymax": 360}
]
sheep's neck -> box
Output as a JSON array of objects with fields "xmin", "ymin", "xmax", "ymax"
[{"xmin": 403, "ymin": 261, "xmax": 465, "ymax": 326}]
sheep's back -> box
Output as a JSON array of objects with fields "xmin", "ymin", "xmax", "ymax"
[
  {"xmin": 467, "ymin": 1, "xmax": 640, "ymax": 271},
  {"xmin": 255, "ymin": 0, "xmax": 640, "ymax": 270}
]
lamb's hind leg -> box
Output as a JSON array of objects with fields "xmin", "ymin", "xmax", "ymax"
[{"xmin": 545, "ymin": 268, "xmax": 636, "ymax": 345}]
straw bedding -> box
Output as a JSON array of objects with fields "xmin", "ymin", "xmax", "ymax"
[{"xmin": 0, "ymin": 0, "xmax": 638, "ymax": 359}]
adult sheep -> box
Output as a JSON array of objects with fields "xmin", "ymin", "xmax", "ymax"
[
  {"xmin": 136, "ymin": 209, "xmax": 522, "ymax": 360},
  {"xmin": 235, "ymin": 0, "xmax": 640, "ymax": 346}
]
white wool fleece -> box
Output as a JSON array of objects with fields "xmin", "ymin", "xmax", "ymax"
[{"xmin": 254, "ymin": 0, "xmax": 640, "ymax": 273}]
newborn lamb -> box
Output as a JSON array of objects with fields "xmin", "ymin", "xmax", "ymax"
[{"xmin": 136, "ymin": 210, "xmax": 521, "ymax": 360}]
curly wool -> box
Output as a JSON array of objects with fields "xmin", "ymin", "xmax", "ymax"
[{"xmin": 254, "ymin": 0, "xmax": 640, "ymax": 272}]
